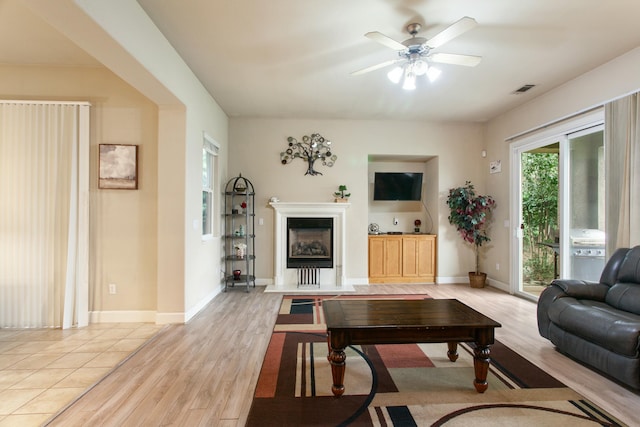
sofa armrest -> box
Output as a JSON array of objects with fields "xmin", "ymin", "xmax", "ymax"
[{"xmin": 550, "ymin": 279, "xmax": 609, "ymax": 301}]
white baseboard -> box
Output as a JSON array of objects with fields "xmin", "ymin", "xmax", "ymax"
[
  {"xmin": 184, "ymin": 287, "xmax": 221, "ymax": 322},
  {"xmin": 487, "ymin": 277, "xmax": 511, "ymax": 293},
  {"xmin": 155, "ymin": 312, "xmax": 187, "ymax": 325},
  {"xmin": 436, "ymin": 276, "xmax": 469, "ymax": 284},
  {"xmin": 89, "ymin": 310, "xmax": 156, "ymax": 323}
]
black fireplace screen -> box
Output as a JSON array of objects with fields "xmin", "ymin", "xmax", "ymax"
[{"xmin": 287, "ymin": 217, "xmax": 333, "ymax": 268}]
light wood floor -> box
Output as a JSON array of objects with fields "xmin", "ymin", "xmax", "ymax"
[{"xmin": 44, "ymin": 283, "xmax": 638, "ymax": 426}]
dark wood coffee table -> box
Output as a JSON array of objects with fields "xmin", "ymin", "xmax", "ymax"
[{"xmin": 322, "ymin": 298, "xmax": 501, "ymax": 396}]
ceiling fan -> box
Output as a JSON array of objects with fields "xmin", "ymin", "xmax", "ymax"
[{"xmin": 352, "ymin": 17, "xmax": 482, "ymax": 90}]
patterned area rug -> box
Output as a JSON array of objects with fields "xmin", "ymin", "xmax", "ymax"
[{"xmin": 247, "ymin": 295, "xmax": 625, "ymax": 426}]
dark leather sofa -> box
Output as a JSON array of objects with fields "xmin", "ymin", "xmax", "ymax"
[{"xmin": 537, "ymin": 246, "xmax": 640, "ymax": 389}]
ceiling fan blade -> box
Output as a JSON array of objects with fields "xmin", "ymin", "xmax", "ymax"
[
  {"xmin": 429, "ymin": 53, "xmax": 482, "ymax": 67},
  {"xmin": 351, "ymin": 59, "xmax": 402, "ymax": 76},
  {"xmin": 426, "ymin": 16, "xmax": 477, "ymax": 49},
  {"xmin": 365, "ymin": 31, "xmax": 407, "ymax": 51}
]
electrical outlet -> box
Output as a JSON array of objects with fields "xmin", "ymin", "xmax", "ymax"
[
  {"xmin": 393, "ymin": 217, "xmax": 398, "ymax": 226},
  {"xmin": 108, "ymin": 283, "xmax": 116, "ymax": 294},
  {"xmin": 495, "ymin": 263, "xmax": 500, "ymax": 271}
]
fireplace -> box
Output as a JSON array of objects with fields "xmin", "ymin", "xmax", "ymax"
[
  {"xmin": 287, "ymin": 217, "xmax": 333, "ymax": 268},
  {"xmin": 269, "ymin": 202, "xmax": 349, "ymax": 289}
]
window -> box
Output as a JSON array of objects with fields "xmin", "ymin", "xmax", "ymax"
[{"xmin": 202, "ymin": 133, "xmax": 219, "ymax": 239}]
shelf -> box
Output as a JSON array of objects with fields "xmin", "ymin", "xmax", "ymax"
[
  {"xmin": 224, "ymin": 174, "xmax": 256, "ymax": 293},
  {"xmin": 225, "ymin": 255, "xmax": 256, "ymax": 261},
  {"xmin": 225, "ymin": 274, "xmax": 255, "ymax": 282}
]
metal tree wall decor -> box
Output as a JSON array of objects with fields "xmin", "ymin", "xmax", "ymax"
[{"xmin": 280, "ymin": 133, "xmax": 337, "ymax": 176}]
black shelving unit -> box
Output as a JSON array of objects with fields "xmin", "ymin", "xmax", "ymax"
[{"xmin": 223, "ymin": 174, "xmax": 255, "ymax": 292}]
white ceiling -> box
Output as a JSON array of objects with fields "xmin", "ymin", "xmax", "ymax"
[{"xmin": 3, "ymin": 0, "xmax": 640, "ymax": 122}]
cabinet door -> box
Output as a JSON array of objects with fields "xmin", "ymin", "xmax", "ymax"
[
  {"xmin": 417, "ymin": 235, "xmax": 436, "ymax": 280},
  {"xmin": 384, "ymin": 236, "xmax": 403, "ymax": 277},
  {"xmin": 368, "ymin": 237, "xmax": 386, "ymax": 278},
  {"xmin": 369, "ymin": 236, "xmax": 403, "ymax": 279},
  {"xmin": 401, "ymin": 237, "xmax": 419, "ymax": 277}
]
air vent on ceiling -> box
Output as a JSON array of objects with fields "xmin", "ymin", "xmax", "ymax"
[{"xmin": 512, "ymin": 84, "xmax": 536, "ymax": 94}]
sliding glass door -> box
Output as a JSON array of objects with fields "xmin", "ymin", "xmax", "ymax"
[
  {"xmin": 565, "ymin": 127, "xmax": 606, "ymax": 282},
  {"xmin": 510, "ymin": 112, "xmax": 605, "ymax": 299}
]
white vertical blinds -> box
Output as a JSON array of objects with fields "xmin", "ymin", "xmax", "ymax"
[{"xmin": 0, "ymin": 101, "xmax": 89, "ymax": 328}]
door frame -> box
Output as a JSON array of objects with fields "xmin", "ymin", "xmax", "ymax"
[{"xmin": 509, "ymin": 110, "xmax": 604, "ymax": 298}]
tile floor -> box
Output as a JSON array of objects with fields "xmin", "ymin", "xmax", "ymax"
[{"xmin": 0, "ymin": 323, "xmax": 163, "ymax": 426}]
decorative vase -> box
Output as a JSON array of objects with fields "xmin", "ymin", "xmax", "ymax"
[
  {"xmin": 469, "ymin": 272, "xmax": 487, "ymax": 288},
  {"xmin": 235, "ymin": 243, "xmax": 247, "ymax": 259}
]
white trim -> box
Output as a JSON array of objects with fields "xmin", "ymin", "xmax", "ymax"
[
  {"xmin": 202, "ymin": 132, "xmax": 219, "ymax": 240},
  {"xmin": 156, "ymin": 312, "xmax": 187, "ymax": 325},
  {"xmin": 90, "ymin": 310, "xmax": 157, "ymax": 323},
  {"xmin": 509, "ymin": 110, "xmax": 605, "ymax": 295},
  {"xmin": 184, "ymin": 288, "xmax": 220, "ymax": 322},
  {"xmin": 269, "ymin": 202, "xmax": 350, "ymax": 288},
  {"xmin": 509, "ymin": 110, "xmax": 604, "ymax": 146},
  {"xmin": 487, "ymin": 277, "xmax": 510, "ymax": 293},
  {"xmin": 437, "ymin": 276, "xmax": 470, "ymax": 284},
  {"xmin": 203, "ymin": 131, "xmax": 220, "ymax": 153}
]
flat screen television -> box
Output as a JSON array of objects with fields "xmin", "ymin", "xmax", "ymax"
[{"xmin": 373, "ymin": 172, "xmax": 423, "ymax": 201}]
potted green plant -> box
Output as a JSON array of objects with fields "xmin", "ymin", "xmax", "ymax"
[
  {"xmin": 334, "ymin": 185, "xmax": 350, "ymax": 203},
  {"xmin": 446, "ymin": 181, "xmax": 496, "ymax": 288}
]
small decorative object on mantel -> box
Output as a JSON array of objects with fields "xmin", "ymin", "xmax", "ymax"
[
  {"xmin": 446, "ymin": 181, "xmax": 496, "ymax": 288},
  {"xmin": 333, "ymin": 184, "xmax": 350, "ymax": 203},
  {"xmin": 414, "ymin": 219, "xmax": 422, "ymax": 233},
  {"xmin": 280, "ymin": 133, "xmax": 337, "ymax": 176}
]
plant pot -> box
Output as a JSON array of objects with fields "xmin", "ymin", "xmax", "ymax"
[
  {"xmin": 334, "ymin": 197, "xmax": 348, "ymax": 203},
  {"xmin": 469, "ymin": 272, "xmax": 487, "ymax": 288}
]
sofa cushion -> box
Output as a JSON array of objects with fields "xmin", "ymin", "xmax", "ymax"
[
  {"xmin": 605, "ymin": 283, "xmax": 640, "ymax": 315},
  {"xmin": 548, "ymin": 298, "xmax": 640, "ymax": 357},
  {"xmin": 618, "ymin": 246, "xmax": 640, "ymax": 283}
]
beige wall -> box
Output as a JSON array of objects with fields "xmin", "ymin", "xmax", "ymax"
[
  {"xmin": 0, "ymin": 64, "xmax": 159, "ymax": 314},
  {"xmin": 20, "ymin": 0, "xmax": 231, "ymax": 323},
  {"xmin": 484, "ymin": 47, "xmax": 640, "ymax": 289},
  {"xmin": 229, "ymin": 118, "xmax": 486, "ymax": 283}
]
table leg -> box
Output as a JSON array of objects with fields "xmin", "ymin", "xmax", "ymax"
[
  {"xmin": 472, "ymin": 344, "xmax": 490, "ymax": 393},
  {"xmin": 327, "ymin": 347, "xmax": 346, "ymax": 397},
  {"xmin": 447, "ymin": 342, "xmax": 459, "ymax": 362}
]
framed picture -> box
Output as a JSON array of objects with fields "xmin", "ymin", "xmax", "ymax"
[
  {"xmin": 489, "ymin": 160, "xmax": 502, "ymax": 174},
  {"xmin": 99, "ymin": 144, "xmax": 138, "ymax": 189}
]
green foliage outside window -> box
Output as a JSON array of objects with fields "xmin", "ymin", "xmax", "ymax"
[{"xmin": 522, "ymin": 152, "xmax": 558, "ymax": 283}]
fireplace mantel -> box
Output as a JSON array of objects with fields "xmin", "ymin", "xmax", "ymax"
[{"xmin": 269, "ymin": 202, "xmax": 350, "ymax": 291}]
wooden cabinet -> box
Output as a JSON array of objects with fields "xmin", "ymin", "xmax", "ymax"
[
  {"xmin": 368, "ymin": 235, "xmax": 402, "ymax": 279},
  {"xmin": 368, "ymin": 234, "xmax": 436, "ymax": 283}
]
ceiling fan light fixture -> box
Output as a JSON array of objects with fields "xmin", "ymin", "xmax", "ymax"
[
  {"xmin": 387, "ymin": 66, "xmax": 403, "ymax": 84},
  {"xmin": 402, "ymin": 70, "xmax": 416, "ymax": 90},
  {"xmin": 426, "ymin": 66, "xmax": 442, "ymax": 82},
  {"xmin": 413, "ymin": 60, "xmax": 428, "ymax": 76}
]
